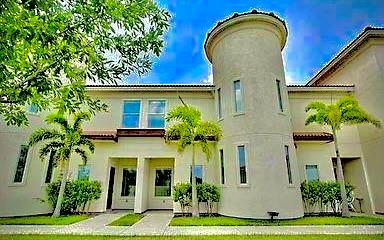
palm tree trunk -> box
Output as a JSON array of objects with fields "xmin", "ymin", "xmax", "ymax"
[
  {"xmin": 52, "ymin": 160, "xmax": 69, "ymax": 217},
  {"xmin": 191, "ymin": 143, "xmax": 199, "ymax": 217},
  {"xmin": 332, "ymin": 128, "xmax": 350, "ymax": 217}
]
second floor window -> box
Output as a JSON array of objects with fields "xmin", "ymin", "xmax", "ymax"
[
  {"xmin": 276, "ymin": 79, "xmax": 283, "ymax": 112},
  {"xmin": 234, "ymin": 80, "xmax": 243, "ymax": 113},
  {"xmin": 148, "ymin": 100, "xmax": 166, "ymax": 128},
  {"xmin": 122, "ymin": 100, "xmax": 141, "ymax": 128},
  {"xmin": 217, "ymin": 88, "xmax": 223, "ymax": 119}
]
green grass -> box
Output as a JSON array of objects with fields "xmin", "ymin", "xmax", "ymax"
[
  {"xmin": 0, "ymin": 235, "xmax": 383, "ymax": 240},
  {"xmin": 170, "ymin": 216, "xmax": 384, "ymax": 226},
  {"xmin": 108, "ymin": 214, "xmax": 143, "ymax": 226},
  {"xmin": 0, "ymin": 215, "xmax": 89, "ymax": 225}
]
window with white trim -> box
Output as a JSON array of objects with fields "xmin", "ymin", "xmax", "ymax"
[
  {"xmin": 121, "ymin": 168, "xmax": 136, "ymax": 197},
  {"xmin": 122, "ymin": 100, "xmax": 141, "ymax": 128},
  {"xmin": 305, "ymin": 165, "xmax": 319, "ymax": 181},
  {"xmin": 276, "ymin": 79, "xmax": 283, "ymax": 112},
  {"xmin": 13, "ymin": 145, "xmax": 29, "ymax": 183},
  {"xmin": 217, "ymin": 88, "xmax": 223, "ymax": 119},
  {"xmin": 237, "ymin": 145, "xmax": 247, "ymax": 184},
  {"xmin": 219, "ymin": 149, "xmax": 225, "ymax": 185},
  {"xmin": 284, "ymin": 145, "xmax": 293, "ymax": 184},
  {"xmin": 44, "ymin": 150, "xmax": 55, "ymax": 184},
  {"xmin": 148, "ymin": 100, "xmax": 166, "ymax": 128},
  {"xmin": 155, "ymin": 169, "xmax": 172, "ymax": 197},
  {"xmin": 190, "ymin": 165, "xmax": 203, "ymax": 184},
  {"xmin": 233, "ymin": 80, "xmax": 243, "ymax": 113}
]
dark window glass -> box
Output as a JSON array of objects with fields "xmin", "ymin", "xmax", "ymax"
[
  {"xmin": 285, "ymin": 145, "xmax": 293, "ymax": 184},
  {"xmin": 237, "ymin": 145, "xmax": 247, "ymax": 184},
  {"xmin": 276, "ymin": 80, "xmax": 283, "ymax": 112},
  {"xmin": 306, "ymin": 165, "xmax": 319, "ymax": 181},
  {"xmin": 13, "ymin": 145, "xmax": 29, "ymax": 183},
  {"xmin": 220, "ymin": 149, "xmax": 225, "ymax": 184},
  {"xmin": 148, "ymin": 100, "xmax": 166, "ymax": 128},
  {"xmin": 122, "ymin": 100, "xmax": 141, "ymax": 128},
  {"xmin": 121, "ymin": 169, "xmax": 136, "ymax": 197},
  {"xmin": 45, "ymin": 150, "xmax": 55, "ymax": 183},
  {"xmin": 155, "ymin": 169, "xmax": 172, "ymax": 196},
  {"xmin": 217, "ymin": 88, "xmax": 222, "ymax": 118},
  {"xmin": 190, "ymin": 165, "xmax": 203, "ymax": 184}
]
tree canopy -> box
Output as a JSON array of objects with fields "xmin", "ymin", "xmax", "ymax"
[{"xmin": 0, "ymin": 0, "xmax": 170, "ymax": 126}]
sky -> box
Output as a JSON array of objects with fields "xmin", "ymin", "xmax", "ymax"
[{"xmin": 127, "ymin": 0, "xmax": 384, "ymax": 85}]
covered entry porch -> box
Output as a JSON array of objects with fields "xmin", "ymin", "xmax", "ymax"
[{"xmin": 107, "ymin": 157, "xmax": 174, "ymax": 213}]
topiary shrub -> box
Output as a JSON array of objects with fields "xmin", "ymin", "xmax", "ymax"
[
  {"xmin": 197, "ymin": 182, "xmax": 220, "ymax": 216},
  {"xmin": 173, "ymin": 183, "xmax": 192, "ymax": 216},
  {"xmin": 301, "ymin": 180, "xmax": 354, "ymax": 215},
  {"xmin": 46, "ymin": 179, "xmax": 102, "ymax": 214}
]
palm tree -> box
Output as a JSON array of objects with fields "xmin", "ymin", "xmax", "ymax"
[
  {"xmin": 29, "ymin": 112, "xmax": 95, "ymax": 217},
  {"xmin": 165, "ymin": 104, "xmax": 222, "ymax": 217},
  {"xmin": 305, "ymin": 96, "xmax": 381, "ymax": 217}
]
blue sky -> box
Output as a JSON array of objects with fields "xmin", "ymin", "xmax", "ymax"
[{"xmin": 128, "ymin": 0, "xmax": 384, "ymax": 85}]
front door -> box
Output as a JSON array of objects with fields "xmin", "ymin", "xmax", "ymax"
[{"xmin": 106, "ymin": 167, "xmax": 115, "ymax": 209}]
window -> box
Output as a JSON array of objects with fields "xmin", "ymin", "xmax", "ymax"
[
  {"xmin": 13, "ymin": 145, "xmax": 29, "ymax": 183},
  {"xmin": 121, "ymin": 169, "xmax": 136, "ymax": 197},
  {"xmin": 305, "ymin": 165, "xmax": 319, "ymax": 181},
  {"xmin": 190, "ymin": 165, "xmax": 203, "ymax": 184},
  {"xmin": 148, "ymin": 100, "xmax": 166, "ymax": 128},
  {"xmin": 28, "ymin": 104, "xmax": 38, "ymax": 114},
  {"xmin": 122, "ymin": 100, "xmax": 141, "ymax": 128},
  {"xmin": 233, "ymin": 80, "xmax": 243, "ymax": 113},
  {"xmin": 220, "ymin": 149, "xmax": 225, "ymax": 185},
  {"xmin": 155, "ymin": 169, "xmax": 172, "ymax": 197},
  {"xmin": 276, "ymin": 80, "xmax": 283, "ymax": 112},
  {"xmin": 45, "ymin": 150, "xmax": 56, "ymax": 184},
  {"xmin": 237, "ymin": 145, "xmax": 247, "ymax": 184},
  {"xmin": 284, "ymin": 145, "xmax": 293, "ymax": 184},
  {"xmin": 78, "ymin": 165, "xmax": 90, "ymax": 180},
  {"xmin": 217, "ymin": 88, "xmax": 223, "ymax": 119}
]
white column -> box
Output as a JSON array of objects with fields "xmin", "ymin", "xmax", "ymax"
[{"xmin": 134, "ymin": 157, "xmax": 149, "ymax": 213}]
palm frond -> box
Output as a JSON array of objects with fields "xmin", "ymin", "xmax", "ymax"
[
  {"xmin": 74, "ymin": 148, "xmax": 89, "ymax": 165},
  {"xmin": 305, "ymin": 101, "xmax": 327, "ymax": 112},
  {"xmin": 73, "ymin": 112, "xmax": 91, "ymax": 131},
  {"xmin": 78, "ymin": 136, "xmax": 95, "ymax": 153},
  {"xmin": 198, "ymin": 140, "xmax": 211, "ymax": 161},
  {"xmin": 195, "ymin": 121, "xmax": 222, "ymax": 141},
  {"xmin": 38, "ymin": 141, "xmax": 63, "ymax": 161},
  {"xmin": 45, "ymin": 113, "xmax": 69, "ymax": 130},
  {"xmin": 165, "ymin": 105, "xmax": 201, "ymax": 127},
  {"xmin": 29, "ymin": 129, "xmax": 63, "ymax": 146}
]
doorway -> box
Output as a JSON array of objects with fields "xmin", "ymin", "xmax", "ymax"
[{"xmin": 106, "ymin": 167, "xmax": 116, "ymax": 209}]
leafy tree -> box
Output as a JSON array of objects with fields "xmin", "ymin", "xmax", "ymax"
[
  {"xmin": 0, "ymin": 0, "xmax": 170, "ymax": 126},
  {"xmin": 165, "ymin": 105, "xmax": 222, "ymax": 217},
  {"xmin": 305, "ymin": 96, "xmax": 381, "ymax": 217},
  {"xmin": 173, "ymin": 183, "xmax": 192, "ymax": 216},
  {"xmin": 197, "ymin": 182, "xmax": 220, "ymax": 216},
  {"xmin": 29, "ymin": 112, "xmax": 95, "ymax": 217}
]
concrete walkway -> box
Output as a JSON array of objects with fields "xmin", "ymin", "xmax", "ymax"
[{"xmin": 1, "ymin": 211, "xmax": 384, "ymax": 236}]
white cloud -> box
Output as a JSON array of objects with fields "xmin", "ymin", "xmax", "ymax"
[{"xmin": 202, "ymin": 68, "xmax": 213, "ymax": 84}]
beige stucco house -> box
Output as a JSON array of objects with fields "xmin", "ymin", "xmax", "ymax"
[{"xmin": 0, "ymin": 11, "xmax": 383, "ymax": 218}]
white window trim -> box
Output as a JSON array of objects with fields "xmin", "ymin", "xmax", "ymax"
[
  {"xmin": 121, "ymin": 99, "xmax": 142, "ymax": 128},
  {"xmin": 120, "ymin": 167, "xmax": 137, "ymax": 199},
  {"xmin": 146, "ymin": 99, "xmax": 167, "ymax": 129},
  {"xmin": 235, "ymin": 143, "xmax": 249, "ymax": 186},
  {"xmin": 232, "ymin": 79, "xmax": 245, "ymax": 116},
  {"xmin": 9, "ymin": 145, "xmax": 32, "ymax": 187},
  {"xmin": 153, "ymin": 167, "xmax": 173, "ymax": 198},
  {"xmin": 304, "ymin": 164, "xmax": 320, "ymax": 181}
]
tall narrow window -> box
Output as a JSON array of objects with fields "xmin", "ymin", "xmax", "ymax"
[
  {"xmin": 13, "ymin": 145, "xmax": 29, "ymax": 183},
  {"xmin": 276, "ymin": 80, "xmax": 283, "ymax": 112},
  {"xmin": 305, "ymin": 165, "xmax": 319, "ymax": 181},
  {"xmin": 233, "ymin": 80, "xmax": 243, "ymax": 113},
  {"xmin": 220, "ymin": 149, "xmax": 225, "ymax": 184},
  {"xmin": 217, "ymin": 88, "xmax": 223, "ymax": 119},
  {"xmin": 155, "ymin": 169, "xmax": 172, "ymax": 197},
  {"xmin": 237, "ymin": 145, "xmax": 247, "ymax": 184},
  {"xmin": 122, "ymin": 100, "xmax": 141, "ymax": 128},
  {"xmin": 148, "ymin": 100, "xmax": 166, "ymax": 128},
  {"xmin": 284, "ymin": 145, "xmax": 292, "ymax": 184},
  {"xmin": 45, "ymin": 150, "xmax": 55, "ymax": 184},
  {"xmin": 190, "ymin": 165, "xmax": 203, "ymax": 184},
  {"xmin": 78, "ymin": 165, "xmax": 90, "ymax": 180},
  {"xmin": 121, "ymin": 169, "xmax": 136, "ymax": 197}
]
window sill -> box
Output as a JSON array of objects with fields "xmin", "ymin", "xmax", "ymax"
[
  {"xmin": 278, "ymin": 111, "xmax": 286, "ymax": 116},
  {"xmin": 237, "ymin": 184, "xmax": 250, "ymax": 188},
  {"xmin": 218, "ymin": 117, "xmax": 224, "ymax": 122},
  {"xmin": 233, "ymin": 112, "xmax": 245, "ymax": 117},
  {"xmin": 287, "ymin": 184, "xmax": 296, "ymax": 188},
  {"xmin": 8, "ymin": 182, "xmax": 26, "ymax": 187}
]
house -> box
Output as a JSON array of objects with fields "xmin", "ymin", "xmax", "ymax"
[{"xmin": 0, "ymin": 10, "xmax": 383, "ymax": 219}]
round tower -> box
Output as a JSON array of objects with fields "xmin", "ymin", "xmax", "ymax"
[{"xmin": 205, "ymin": 10, "xmax": 303, "ymax": 219}]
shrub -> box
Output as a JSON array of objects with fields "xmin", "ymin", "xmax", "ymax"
[
  {"xmin": 301, "ymin": 180, "xmax": 354, "ymax": 214},
  {"xmin": 46, "ymin": 179, "xmax": 102, "ymax": 214},
  {"xmin": 197, "ymin": 182, "xmax": 220, "ymax": 216},
  {"xmin": 173, "ymin": 183, "xmax": 192, "ymax": 216}
]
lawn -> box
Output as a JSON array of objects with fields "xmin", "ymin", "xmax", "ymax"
[
  {"xmin": 0, "ymin": 215, "xmax": 89, "ymax": 225},
  {"xmin": 108, "ymin": 214, "xmax": 143, "ymax": 226},
  {"xmin": 170, "ymin": 216, "xmax": 384, "ymax": 226},
  {"xmin": 0, "ymin": 235, "xmax": 383, "ymax": 240}
]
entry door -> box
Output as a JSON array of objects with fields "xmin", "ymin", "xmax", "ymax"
[{"xmin": 106, "ymin": 167, "xmax": 116, "ymax": 209}]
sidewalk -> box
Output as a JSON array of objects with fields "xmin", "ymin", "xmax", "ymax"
[{"xmin": 0, "ymin": 211, "xmax": 383, "ymax": 236}]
